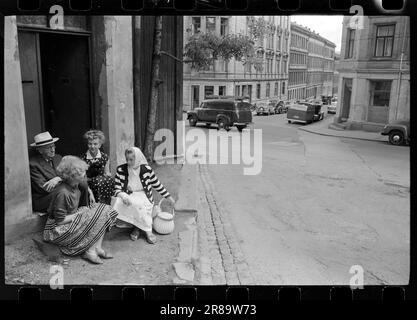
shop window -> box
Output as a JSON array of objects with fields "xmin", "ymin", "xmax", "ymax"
[{"xmin": 369, "ymin": 81, "xmax": 391, "ymax": 106}]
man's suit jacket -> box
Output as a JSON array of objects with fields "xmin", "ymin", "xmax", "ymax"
[
  {"xmin": 29, "ymin": 154, "xmax": 62, "ymax": 204},
  {"xmin": 29, "ymin": 153, "xmax": 89, "ymax": 212}
]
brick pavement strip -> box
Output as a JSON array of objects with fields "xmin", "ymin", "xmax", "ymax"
[{"xmin": 196, "ymin": 163, "xmax": 255, "ymax": 285}]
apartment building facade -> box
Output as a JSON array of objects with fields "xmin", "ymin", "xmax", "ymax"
[
  {"xmin": 336, "ymin": 16, "xmax": 410, "ymax": 129},
  {"xmin": 183, "ymin": 16, "xmax": 291, "ymax": 111},
  {"xmin": 288, "ymin": 22, "xmax": 336, "ymax": 101}
]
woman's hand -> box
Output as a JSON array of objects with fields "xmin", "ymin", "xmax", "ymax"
[
  {"xmin": 43, "ymin": 176, "xmax": 62, "ymax": 192},
  {"xmin": 88, "ymin": 188, "xmax": 96, "ymax": 204},
  {"xmin": 167, "ymin": 196, "xmax": 176, "ymax": 205},
  {"xmin": 119, "ymin": 193, "xmax": 131, "ymax": 206}
]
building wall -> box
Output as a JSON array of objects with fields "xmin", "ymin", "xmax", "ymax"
[
  {"xmin": 288, "ymin": 22, "xmax": 336, "ymax": 101},
  {"xmin": 336, "ymin": 16, "xmax": 410, "ymax": 127},
  {"xmin": 4, "ymin": 16, "xmax": 33, "ymax": 241},
  {"xmin": 183, "ymin": 15, "xmax": 291, "ymax": 110}
]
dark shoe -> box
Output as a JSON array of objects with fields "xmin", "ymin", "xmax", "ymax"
[{"xmin": 82, "ymin": 251, "xmax": 103, "ymax": 264}]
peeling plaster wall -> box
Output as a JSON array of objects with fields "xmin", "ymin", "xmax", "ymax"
[
  {"xmin": 4, "ymin": 16, "xmax": 32, "ymax": 227},
  {"xmin": 92, "ymin": 16, "xmax": 135, "ymax": 173}
]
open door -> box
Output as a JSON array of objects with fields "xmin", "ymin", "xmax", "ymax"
[{"xmin": 39, "ymin": 33, "xmax": 93, "ymax": 156}]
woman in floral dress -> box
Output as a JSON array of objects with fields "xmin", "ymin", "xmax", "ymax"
[{"xmin": 80, "ymin": 130, "xmax": 115, "ymax": 205}]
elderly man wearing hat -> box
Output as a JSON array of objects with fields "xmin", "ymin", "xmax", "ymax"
[{"xmin": 29, "ymin": 132, "xmax": 92, "ymax": 212}]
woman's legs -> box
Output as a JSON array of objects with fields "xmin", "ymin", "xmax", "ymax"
[{"xmin": 95, "ymin": 232, "xmax": 114, "ymax": 258}]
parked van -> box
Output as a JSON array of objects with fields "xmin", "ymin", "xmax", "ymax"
[
  {"xmin": 287, "ymin": 103, "xmax": 324, "ymax": 124},
  {"xmin": 187, "ymin": 99, "xmax": 253, "ymax": 131}
]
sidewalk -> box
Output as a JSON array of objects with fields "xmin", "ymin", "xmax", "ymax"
[
  {"xmin": 5, "ymin": 163, "xmax": 198, "ymax": 286},
  {"xmin": 298, "ymin": 115, "xmax": 388, "ymax": 143}
]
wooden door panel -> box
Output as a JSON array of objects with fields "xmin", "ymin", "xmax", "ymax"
[
  {"xmin": 18, "ymin": 31, "xmax": 44, "ymax": 147},
  {"xmin": 40, "ymin": 33, "xmax": 92, "ymax": 156}
]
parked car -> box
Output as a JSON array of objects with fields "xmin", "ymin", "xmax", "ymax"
[
  {"xmin": 287, "ymin": 103, "xmax": 324, "ymax": 124},
  {"xmin": 256, "ymin": 102, "xmax": 275, "ymax": 115},
  {"xmin": 274, "ymin": 100, "xmax": 287, "ymax": 114},
  {"xmin": 381, "ymin": 120, "xmax": 410, "ymax": 146},
  {"xmin": 328, "ymin": 101, "xmax": 337, "ymax": 114},
  {"xmin": 187, "ymin": 99, "xmax": 253, "ymax": 132}
]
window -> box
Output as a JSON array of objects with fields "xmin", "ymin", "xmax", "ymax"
[
  {"xmin": 274, "ymin": 82, "xmax": 278, "ymax": 96},
  {"xmin": 346, "ymin": 28, "xmax": 355, "ymax": 58},
  {"xmin": 206, "ymin": 17, "xmax": 216, "ymax": 34},
  {"xmin": 204, "ymin": 86, "xmax": 214, "ymax": 99},
  {"xmin": 266, "ymin": 83, "xmax": 270, "ymax": 98},
  {"xmin": 218, "ymin": 58, "xmax": 227, "ymax": 72},
  {"xmin": 370, "ymin": 81, "xmax": 391, "ymax": 106},
  {"xmin": 220, "ymin": 18, "xmax": 228, "ymax": 37},
  {"xmin": 218, "ymin": 86, "xmax": 226, "ymax": 96},
  {"xmin": 256, "ymin": 84, "xmax": 261, "ymax": 99},
  {"xmin": 244, "ymin": 61, "xmax": 252, "ymax": 74},
  {"xmin": 281, "ymin": 82, "xmax": 286, "ymax": 95},
  {"xmin": 375, "ymin": 24, "xmax": 395, "ymax": 57},
  {"xmin": 192, "ymin": 17, "xmax": 201, "ymax": 34},
  {"xmin": 235, "ymin": 85, "xmax": 240, "ymax": 97},
  {"xmin": 242, "ymin": 85, "xmax": 248, "ymax": 97},
  {"xmin": 282, "ymin": 59, "xmax": 287, "ymax": 73}
]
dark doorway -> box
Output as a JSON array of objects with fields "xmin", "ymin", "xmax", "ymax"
[
  {"xmin": 39, "ymin": 33, "xmax": 92, "ymax": 156},
  {"xmin": 341, "ymin": 78, "xmax": 352, "ymax": 120},
  {"xmin": 191, "ymin": 85, "xmax": 200, "ymax": 110}
]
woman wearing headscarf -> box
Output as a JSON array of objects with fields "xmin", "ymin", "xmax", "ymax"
[{"xmin": 112, "ymin": 147, "xmax": 175, "ymax": 243}]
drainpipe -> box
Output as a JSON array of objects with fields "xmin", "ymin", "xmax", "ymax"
[{"xmin": 395, "ymin": 18, "xmax": 408, "ymax": 120}]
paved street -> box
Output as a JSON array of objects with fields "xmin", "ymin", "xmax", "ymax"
[{"xmin": 186, "ymin": 113, "xmax": 409, "ymax": 285}]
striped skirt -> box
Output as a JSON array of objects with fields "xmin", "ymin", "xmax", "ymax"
[{"xmin": 43, "ymin": 203, "xmax": 118, "ymax": 256}]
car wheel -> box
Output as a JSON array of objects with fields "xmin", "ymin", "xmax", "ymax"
[
  {"xmin": 188, "ymin": 116, "xmax": 197, "ymax": 127},
  {"xmin": 217, "ymin": 118, "xmax": 230, "ymax": 131},
  {"xmin": 388, "ymin": 130, "xmax": 404, "ymax": 146},
  {"xmin": 288, "ymin": 120, "xmax": 291, "ymax": 124},
  {"xmin": 236, "ymin": 125, "xmax": 246, "ymax": 132}
]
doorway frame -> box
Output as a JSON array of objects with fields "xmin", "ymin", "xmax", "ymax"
[
  {"xmin": 340, "ymin": 77, "xmax": 353, "ymax": 121},
  {"xmin": 17, "ymin": 25, "xmax": 96, "ymax": 135}
]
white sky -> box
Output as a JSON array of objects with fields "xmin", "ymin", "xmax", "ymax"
[{"xmin": 290, "ymin": 15, "xmax": 344, "ymax": 53}]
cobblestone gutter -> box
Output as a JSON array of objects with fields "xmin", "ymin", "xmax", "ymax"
[{"xmin": 196, "ymin": 164, "xmax": 254, "ymax": 285}]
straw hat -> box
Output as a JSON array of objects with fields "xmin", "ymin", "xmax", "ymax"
[{"xmin": 30, "ymin": 131, "xmax": 59, "ymax": 147}]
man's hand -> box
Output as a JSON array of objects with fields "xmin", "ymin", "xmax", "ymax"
[{"xmin": 42, "ymin": 177, "xmax": 62, "ymax": 192}]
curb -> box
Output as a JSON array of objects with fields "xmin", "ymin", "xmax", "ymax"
[
  {"xmin": 174, "ymin": 164, "xmax": 198, "ymax": 213},
  {"xmin": 298, "ymin": 126, "xmax": 388, "ymax": 143}
]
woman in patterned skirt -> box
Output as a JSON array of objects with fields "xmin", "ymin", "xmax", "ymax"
[
  {"xmin": 43, "ymin": 156, "xmax": 119, "ymax": 264},
  {"xmin": 80, "ymin": 130, "xmax": 114, "ymax": 205}
]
